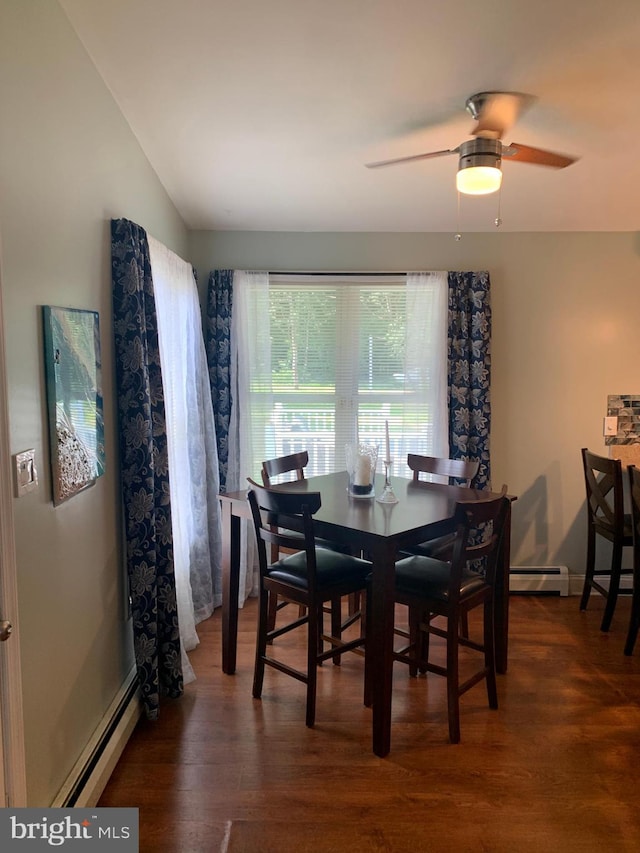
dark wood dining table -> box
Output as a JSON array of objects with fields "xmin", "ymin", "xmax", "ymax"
[{"xmin": 219, "ymin": 471, "xmax": 514, "ymax": 757}]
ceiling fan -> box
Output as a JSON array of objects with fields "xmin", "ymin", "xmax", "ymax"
[{"xmin": 365, "ymin": 92, "xmax": 578, "ymax": 195}]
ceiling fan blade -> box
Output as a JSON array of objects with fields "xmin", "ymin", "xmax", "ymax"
[
  {"xmin": 365, "ymin": 149, "xmax": 456, "ymax": 169},
  {"xmin": 468, "ymin": 92, "xmax": 536, "ymax": 140},
  {"xmin": 502, "ymin": 142, "xmax": 577, "ymax": 168}
]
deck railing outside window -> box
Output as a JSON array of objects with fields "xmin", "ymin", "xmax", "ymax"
[{"xmin": 264, "ymin": 403, "xmax": 431, "ymax": 480}]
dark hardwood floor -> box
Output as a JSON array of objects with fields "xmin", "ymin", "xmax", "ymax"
[{"xmin": 99, "ymin": 594, "xmax": 640, "ymax": 852}]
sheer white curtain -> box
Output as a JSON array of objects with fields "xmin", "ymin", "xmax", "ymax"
[
  {"xmin": 148, "ymin": 236, "xmax": 222, "ymax": 683},
  {"xmin": 226, "ymin": 270, "xmax": 270, "ymax": 604},
  {"xmin": 406, "ymin": 271, "xmax": 449, "ymax": 460}
]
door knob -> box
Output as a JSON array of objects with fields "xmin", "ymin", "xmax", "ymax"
[{"xmin": 0, "ymin": 620, "xmax": 12, "ymax": 642}]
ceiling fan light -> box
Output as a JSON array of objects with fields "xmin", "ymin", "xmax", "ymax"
[{"xmin": 456, "ymin": 165, "xmax": 502, "ymax": 195}]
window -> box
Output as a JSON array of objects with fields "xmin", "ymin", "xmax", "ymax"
[{"xmin": 233, "ymin": 272, "xmax": 448, "ymax": 482}]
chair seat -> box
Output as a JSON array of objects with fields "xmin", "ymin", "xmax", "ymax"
[
  {"xmin": 400, "ymin": 532, "xmax": 457, "ymax": 559},
  {"xmin": 268, "ymin": 549, "xmax": 371, "ymax": 590},
  {"xmin": 394, "ymin": 555, "xmax": 486, "ymax": 602}
]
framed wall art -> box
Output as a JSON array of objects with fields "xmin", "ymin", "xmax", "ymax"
[{"xmin": 42, "ymin": 306, "xmax": 105, "ymax": 505}]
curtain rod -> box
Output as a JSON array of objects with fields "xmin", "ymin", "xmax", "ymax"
[{"xmin": 268, "ymin": 271, "xmax": 414, "ymax": 276}]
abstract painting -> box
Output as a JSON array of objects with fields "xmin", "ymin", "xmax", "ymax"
[{"xmin": 43, "ymin": 306, "xmax": 105, "ymax": 505}]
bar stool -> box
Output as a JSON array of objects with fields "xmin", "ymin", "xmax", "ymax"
[
  {"xmin": 247, "ymin": 479, "xmax": 371, "ymax": 726},
  {"xmin": 261, "ymin": 451, "xmax": 361, "ymax": 659},
  {"xmin": 365, "ymin": 490, "xmax": 510, "ymax": 743},
  {"xmin": 579, "ymin": 448, "xmax": 633, "ymax": 632}
]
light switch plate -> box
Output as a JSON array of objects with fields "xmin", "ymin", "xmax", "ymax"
[
  {"xmin": 13, "ymin": 449, "xmax": 38, "ymax": 497},
  {"xmin": 603, "ymin": 416, "xmax": 618, "ymax": 437}
]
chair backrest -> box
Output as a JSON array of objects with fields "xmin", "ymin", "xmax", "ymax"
[
  {"xmin": 261, "ymin": 450, "xmax": 309, "ymax": 486},
  {"xmin": 581, "ymin": 448, "xmax": 625, "ymax": 536},
  {"xmin": 407, "ymin": 453, "xmax": 479, "ymax": 487},
  {"xmin": 247, "ymin": 477, "xmax": 321, "ymax": 579},
  {"xmin": 446, "ymin": 491, "xmax": 511, "ymax": 598}
]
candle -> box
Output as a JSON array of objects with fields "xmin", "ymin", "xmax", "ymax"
[
  {"xmin": 385, "ymin": 420, "xmax": 391, "ymax": 463},
  {"xmin": 354, "ymin": 453, "xmax": 372, "ymax": 486}
]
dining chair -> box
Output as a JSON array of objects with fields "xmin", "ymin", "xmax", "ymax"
[
  {"xmin": 247, "ymin": 478, "xmax": 371, "ymax": 727},
  {"xmin": 403, "ymin": 454, "xmax": 480, "ymax": 559},
  {"xmin": 261, "ymin": 450, "xmax": 362, "ymax": 649},
  {"xmin": 579, "ymin": 448, "xmax": 633, "ymax": 632},
  {"xmin": 365, "ymin": 489, "xmax": 510, "ymax": 743},
  {"xmin": 398, "ymin": 454, "xmax": 482, "ymax": 644},
  {"xmin": 624, "ymin": 465, "xmax": 640, "ymax": 655}
]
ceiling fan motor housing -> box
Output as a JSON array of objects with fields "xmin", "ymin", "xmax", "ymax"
[{"xmin": 457, "ymin": 138, "xmax": 502, "ymax": 171}]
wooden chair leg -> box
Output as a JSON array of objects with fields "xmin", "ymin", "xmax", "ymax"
[
  {"xmin": 418, "ymin": 610, "xmax": 431, "ymax": 674},
  {"xmin": 408, "ymin": 606, "xmax": 420, "ymax": 677},
  {"xmin": 580, "ymin": 525, "xmax": 596, "ymax": 611},
  {"xmin": 446, "ymin": 614, "xmax": 461, "ymax": 744},
  {"xmin": 267, "ymin": 594, "xmax": 307, "ymax": 641},
  {"xmin": 460, "ymin": 610, "xmax": 469, "ymax": 639},
  {"xmin": 267, "ymin": 543, "xmax": 280, "ymax": 635},
  {"xmin": 484, "ymin": 599, "xmax": 498, "ymax": 709},
  {"xmin": 331, "ymin": 595, "xmax": 342, "ymax": 665},
  {"xmin": 267, "ymin": 591, "xmax": 278, "ymax": 633},
  {"xmin": 601, "ymin": 541, "xmax": 623, "ymax": 632},
  {"xmin": 347, "ymin": 591, "xmax": 359, "ymax": 617},
  {"xmin": 339, "ymin": 591, "xmax": 363, "ymax": 632},
  {"xmin": 253, "ymin": 588, "xmax": 270, "ymax": 700},
  {"xmin": 306, "ymin": 603, "xmax": 321, "ymax": 728}
]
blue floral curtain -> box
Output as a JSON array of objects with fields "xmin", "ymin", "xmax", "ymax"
[
  {"xmin": 111, "ymin": 218, "xmax": 182, "ymax": 719},
  {"xmin": 206, "ymin": 270, "xmax": 233, "ymax": 493},
  {"xmin": 447, "ymin": 271, "xmax": 491, "ymax": 489}
]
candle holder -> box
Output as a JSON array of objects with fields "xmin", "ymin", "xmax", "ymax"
[
  {"xmin": 377, "ymin": 460, "xmax": 399, "ymax": 504},
  {"xmin": 345, "ymin": 441, "xmax": 379, "ymax": 499}
]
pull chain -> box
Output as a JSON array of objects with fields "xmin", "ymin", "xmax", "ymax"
[
  {"xmin": 495, "ymin": 185, "xmax": 503, "ymax": 228},
  {"xmin": 455, "ymin": 190, "xmax": 462, "ymax": 241}
]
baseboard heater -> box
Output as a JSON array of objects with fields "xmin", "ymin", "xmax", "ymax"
[
  {"xmin": 52, "ymin": 667, "xmax": 141, "ymax": 808},
  {"xmin": 509, "ymin": 566, "xmax": 569, "ymax": 596}
]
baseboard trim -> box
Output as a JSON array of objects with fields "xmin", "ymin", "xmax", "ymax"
[
  {"xmin": 577, "ymin": 574, "xmax": 634, "ymax": 594},
  {"xmin": 52, "ymin": 668, "xmax": 141, "ymax": 808},
  {"xmin": 509, "ymin": 566, "xmax": 569, "ymax": 596},
  {"xmin": 520, "ymin": 571, "xmax": 634, "ymax": 597}
]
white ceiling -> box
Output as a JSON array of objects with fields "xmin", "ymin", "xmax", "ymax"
[{"xmin": 60, "ymin": 0, "xmax": 640, "ymax": 233}]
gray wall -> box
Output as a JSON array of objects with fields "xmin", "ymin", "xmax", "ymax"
[
  {"xmin": 0, "ymin": 0, "xmax": 187, "ymax": 805},
  {"xmin": 190, "ymin": 229, "xmax": 640, "ymax": 575}
]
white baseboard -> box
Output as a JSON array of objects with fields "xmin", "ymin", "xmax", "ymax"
[
  {"xmin": 511, "ymin": 570, "xmax": 634, "ymax": 597},
  {"xmin": 52, "ymin": 668, "xmax": 141, "ymax": 808},
  {"xmin": 577, "ymin": 574, "xmax": 634, "ymax": 594},
  {"xmin": 509, "ymin": 566, "xmax": 569, "ymax": 596},
  {"xmin": 569, "ymin": 573, "xmax": 583, "ymax": 596}
]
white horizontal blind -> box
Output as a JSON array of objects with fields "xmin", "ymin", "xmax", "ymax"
[{"xmin": 248, "ymin": 272, "xmax": 448, "ymax": 481}]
